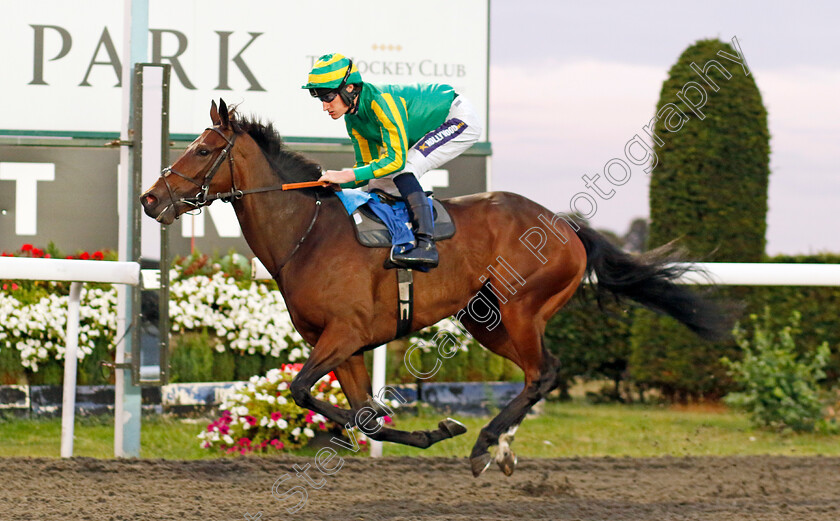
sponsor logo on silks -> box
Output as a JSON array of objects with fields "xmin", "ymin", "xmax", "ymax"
[{"xmin": 415, "ymin": 118, "xmax": 467, "ymax": 157}]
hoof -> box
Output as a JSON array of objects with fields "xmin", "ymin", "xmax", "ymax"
[
  {"xmin": 497, "ymin": 450, "xmax": 517, "ymax": 477},
  {"xmin": 439, "ymin": 418, "xmax": 467, "ymax": 438},
  {"xmin": 470, "ymin": 453, "xmax": 493, "ymax": 478}
]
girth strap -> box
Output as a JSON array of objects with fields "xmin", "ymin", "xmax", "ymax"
[{"xmin": 396, "ymin": 268, "xmax": 413, "ymax": 338}]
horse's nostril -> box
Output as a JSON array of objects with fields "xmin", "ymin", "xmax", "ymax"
[{"xmin": 142, "ymin": 194, "xmax": 157, "ymax": 207}]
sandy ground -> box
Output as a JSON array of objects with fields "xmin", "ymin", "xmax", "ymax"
[{"xmin": 2, "ymin": 455, "xmax": 839, "ymax": 521}]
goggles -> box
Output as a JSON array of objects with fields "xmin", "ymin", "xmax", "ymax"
[
  {"xmin": 310, "ymin": 88, "xmax": 340, "ymax": 103},
  {"xmin": 309, "ymin": 59, "xmax": 354, "ymax": 103}
]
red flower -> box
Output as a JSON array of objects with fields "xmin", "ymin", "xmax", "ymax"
[
  {"xmin": 21, "ymin": 244, "xmax": 33, "ymax": 252},
  {"xmin": 10, "ymin": 283, "xmax": 19, "ymax": 291},
  {"xmin": 79, "ymin": 252, "xmax": 90, "ymax": 260},
  {"xmin": 237, "ymin": 437, "xmax": 251, "ymax": 447},
  {"xmin": 93, "ymin": 251, "xmax": 104, "ymax": 260},
  {"xmin": 32, "ymin": 248, "xmax": 44, "ymax": 258}
]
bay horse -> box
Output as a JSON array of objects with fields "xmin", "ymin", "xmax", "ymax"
[{"xmin": 141, "ymin": 100, "xmax": 730, "ymax": 477}]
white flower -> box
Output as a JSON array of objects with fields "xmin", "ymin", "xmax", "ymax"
[
  {"xmin": 291, "ymin": 427, "xmax": 301, "ymax": 437},
  {"xmin": 223, "ymin": 435, "xmax": 234, "ymax": 445},
  {"xmin": 277, "ymin": 419, "xmax": 288, "ymax": 429},
  {"xmin": 303, "ymin": 428, "xmax": 315, "ymax": 438}
]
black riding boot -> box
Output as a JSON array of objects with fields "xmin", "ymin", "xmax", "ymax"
[{"xmin": 391, "ymin": 191, "xmax": 439, "ymax": 269}]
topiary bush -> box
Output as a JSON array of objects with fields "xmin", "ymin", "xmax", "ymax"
[{"xmin": 631, "ymin": 38, "xmax": 770, "ymax": 400}]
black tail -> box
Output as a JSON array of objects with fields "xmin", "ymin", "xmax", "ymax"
[{"xmin": 574, "ymin": 224, "xmax": 732, "ymax": 341}]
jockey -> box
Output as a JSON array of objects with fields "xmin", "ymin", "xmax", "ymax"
[{"xmin": 303, "ymin": 53, "xmax": 482, "ymax": 269}]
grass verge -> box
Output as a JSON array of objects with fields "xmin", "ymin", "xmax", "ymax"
[{"xmin": 1, "ymin": 401, "xmax": 837, "ymax": 459}]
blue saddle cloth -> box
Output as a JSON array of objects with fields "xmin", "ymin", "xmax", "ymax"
[{"xmin": 335, "ymin": 189, "xmax": 418, "ymax": 252}]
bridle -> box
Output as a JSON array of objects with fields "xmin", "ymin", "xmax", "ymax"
[
  {"xmin": 159, "ymin": 126, "xmax": 241, "ymax": 213},
  {"xmin": 157, "ymin": 125, "xmax": 322, "ymax": 270}
]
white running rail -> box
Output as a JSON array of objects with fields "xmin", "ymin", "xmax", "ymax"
[{"xmin": 0, "ymin": 257, "xmax": 140, "ymax": 457}]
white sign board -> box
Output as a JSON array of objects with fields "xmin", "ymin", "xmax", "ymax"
[{"xmin": 0, "ymin": 0, "xmax": 489, "ymax": 140}]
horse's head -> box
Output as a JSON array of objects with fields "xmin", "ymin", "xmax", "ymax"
[{"xmin": 140, "ymin": 99, "xmax": 239, "ymax": 225}]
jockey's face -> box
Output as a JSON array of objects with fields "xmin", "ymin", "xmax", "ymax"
[{"xmin": 322, "ymin": 85, "xmax": 355, "ymax": 119}]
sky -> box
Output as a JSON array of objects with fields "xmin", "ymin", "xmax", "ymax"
[{"xmin": 487, "ymin": 0, "xmax": 840, "ymax": 255}]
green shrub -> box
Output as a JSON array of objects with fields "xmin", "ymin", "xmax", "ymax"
[
  {"xmin": 0, "ymin": 344, "xmax": 26, "ymax": 385},
  {"xmin": 234, "ymin": 353, "xmax": 264, "ymax": 381},
  {"xmin": 169, "ymin": 331, "xmax": 215, "ymax": 383},
  {"xmin": 722, "ymin": 308, "xmax": 834, "ymax": 433},
  {"xmin": 211, "ymin": 349, "xmax": 236, "ymax": 382},
  {"xmin": 545, "ymin": 295, "xmax": 632, "ymax": 400}
]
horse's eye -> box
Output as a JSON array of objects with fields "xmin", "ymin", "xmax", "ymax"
[{"xmin": 197, "ymin": 149, "xmax": 211, "ymax": 157}]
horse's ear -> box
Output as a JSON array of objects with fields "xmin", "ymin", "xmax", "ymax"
[
  {"xmin": 210, "ymin": 100, "xmax": 221, "ymax": 126},
  {"xmin": 219, "ymin": 98, "xmax": 230, "ymax": 129}
]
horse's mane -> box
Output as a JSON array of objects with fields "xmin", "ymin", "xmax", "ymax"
[{"xmin": 231, "ymin": 113, "xmax": 323, "ymax": 184}]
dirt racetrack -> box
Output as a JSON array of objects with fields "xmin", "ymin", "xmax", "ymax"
[{"xmin": 2, "ymin": 455, "xmax": 839, "ymax": 521}]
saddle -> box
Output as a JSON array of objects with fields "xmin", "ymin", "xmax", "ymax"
[
  {"xmin": 341, "ymin": 189, "xmax": 457, "ymax": 338},
  {"xmin": 349, "ymin": 190, "xmax": 456, "ymax": 248}
]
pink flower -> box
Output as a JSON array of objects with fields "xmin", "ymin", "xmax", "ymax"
[
  {"xmin": 305, "ymin": 411, "xmax": 315, "ymax": 424},
  {"xmin": 270, "ymin": 412, "xmax": 283, "ymax": 421},
  {"xmin": 245, "ymin": 415, "xmax": 257, "ymax": 426},
  {"xmin": 383, "ymin": 415, "xmax": 393, "ymax": 425},
  {"xmin": 237, "ymin": 437, "xmax": 251, "ymax": 447}
]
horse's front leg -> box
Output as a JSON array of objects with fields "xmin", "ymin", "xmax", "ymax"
[
  {"xmin": 333, "ymin": 352, "xmax": 467, "ymax": 448},
  {"xmin": 291, "ymin": 339, "xmax": 466, "ymax": 449},
  {"xmin": 287, "ymin": 329, "xmax": 359, "ymax": 428}
]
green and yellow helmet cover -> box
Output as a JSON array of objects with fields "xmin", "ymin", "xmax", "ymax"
[{"xmin": 302, "ymin": 53, "xmax": 362, "ymax": 90}]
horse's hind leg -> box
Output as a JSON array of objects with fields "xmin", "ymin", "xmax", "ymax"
[{"xmin": 459, "ymin": 288, "xmax": 568, "ymax": 477}]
